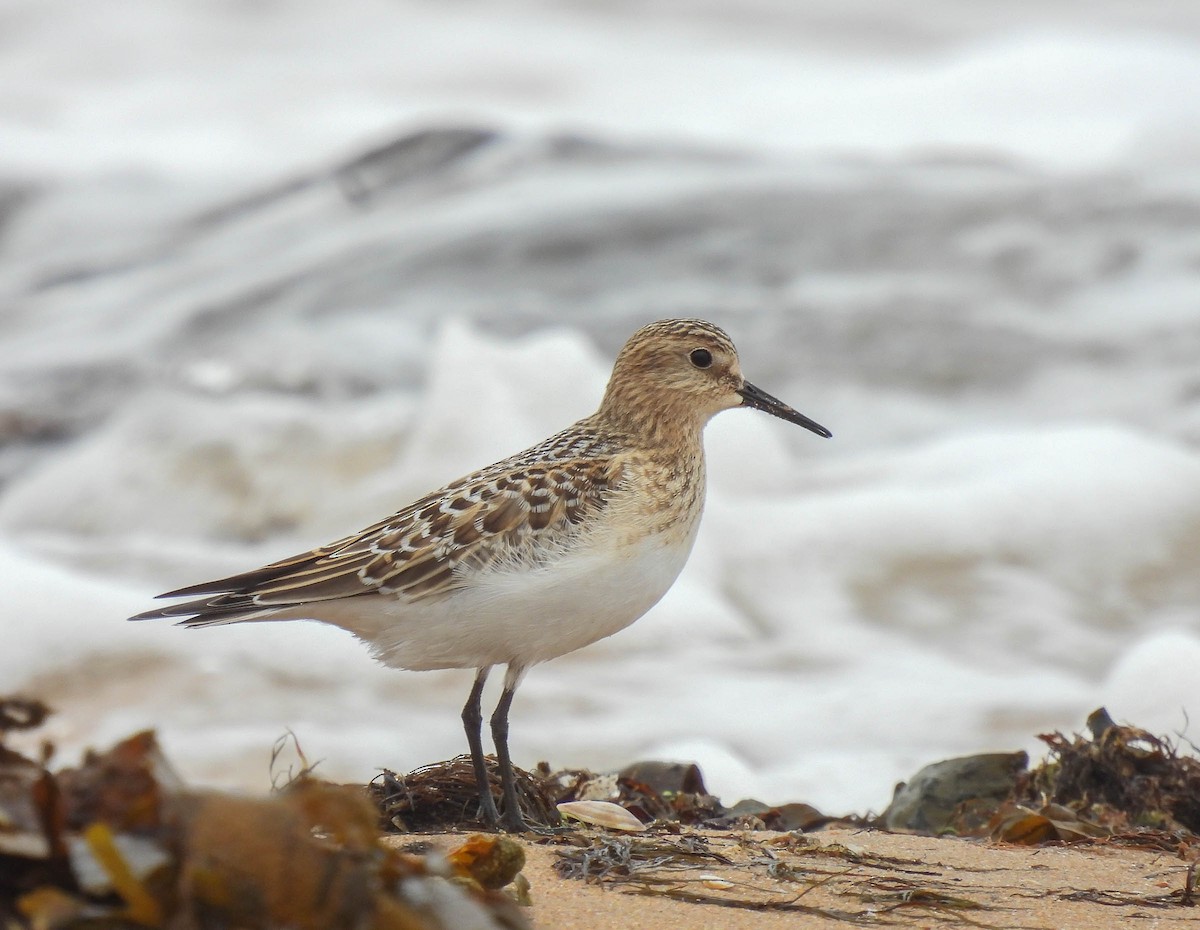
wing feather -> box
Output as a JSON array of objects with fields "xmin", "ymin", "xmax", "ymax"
[{"xmin": 130, "ymin": 449, "xmax": 623, "ymax": 627}]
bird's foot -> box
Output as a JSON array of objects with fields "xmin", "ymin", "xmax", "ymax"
[
  {"xmin": 476, "ymin": 791, "xmax": 503, "ymax": 829},
  {"xmin": 499, "ymin": 808, "xmax": 532, "ymax": 833},
  {"xmin": 477, "ymin": 794, "xmax": 553, "ymax": 834}
]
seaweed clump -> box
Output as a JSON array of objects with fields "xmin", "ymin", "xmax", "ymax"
[
  {"xmin": 371, "ymin": 756, "xmax": 845, "ymax": 835},
  {"xmin": 370, "ymin": 756, "xmax": 561, "ymax": 833},
  {"xmin": 989, "ymin": 707, "xmax": 1200, "ymax": 846}
]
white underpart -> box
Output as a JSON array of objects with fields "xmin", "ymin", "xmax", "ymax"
[{"xmin": 289, "ymin": 529, "xmax": 698, "ymax": 671}]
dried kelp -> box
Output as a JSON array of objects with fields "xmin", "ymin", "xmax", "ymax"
[
  {"xmin": 988, "ymin": 799, "xmax": 1113, "ymax": 845},
  {"xmin": 368, "ymin": 754, "xmax": 831, "ymax": 834},
  {"xmin": 552, "ymin": 829, "xmax": 1000, "ymax": 924},
  {"xmin": 1040, "ymin": 861, "xmax": 1195, "ymax": 910},
  {"xmin": 759, "ymin": 833, "xmax": 938, "ymax": 876},
  {"xmin": 618, "ymin": 874, "xmax": 870, "ymax": 923},
  {"xmin": 371, "ymin": 755, "xmax": 561, "ymax": 832},
  {"xmin": 558, "ymin": 835, "xmax": 871, "ymax": 922},
  {"xmin": 552, "ymin": 831, "xmax": 733, "ymax": 882},
  {"xmin": 856, "ymin": 882, "xmax": 992, "ymax": 926},
  {"xmin": 881, "ymin": 708, "xmax": 1200, "ymax": 847},
  {"xmin": 1012, "ymin": 707, "xmax": 1200, "ymax": 839}
]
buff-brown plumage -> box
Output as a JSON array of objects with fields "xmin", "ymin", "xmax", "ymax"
[
  {"xmin": 130, "ymin": 318, "xmax": 830, "ymax": 832},
  {"xmin": 132, "ymin": 319, "xmax": 746, "ymax": 626},
  {"xmin": 135, "ymin": 433, "xmax": 623, "ymax": 623}
]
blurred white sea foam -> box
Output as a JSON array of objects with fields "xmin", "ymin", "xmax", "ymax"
[{"xmin": 2, "ymin": 0, "xmax": 1199, "ymax": 813}]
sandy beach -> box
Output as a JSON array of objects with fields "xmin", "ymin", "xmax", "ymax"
[
  {"xmin": 399, "ymin": 827, "xmax": 1198, "ymax": 930},
  {"xmin": 3, "ymin": 701, "xmax": 1197, "ymax": 928}
]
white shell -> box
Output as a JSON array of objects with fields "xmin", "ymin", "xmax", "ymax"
[{"xmin": 556, "ymin": 800, "xmax": 646, "ymax": 832}]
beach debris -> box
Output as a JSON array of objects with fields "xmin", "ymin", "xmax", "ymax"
[
  {"xmin": 988, "ymin": 799, "xmax": 1112, "ymax": 845},
  {"xmin": 446, "ymin": 833, "xmax": 527, "ymax": 890},
  {"xmin": 571, "ymin": 771, "xmax": 621, "ymax": 802},
  {"xmin": 1051, "ymin": 859, "xmax": 1196, "ymax": 910},
  {"xmin": 541, "ymin": 759, "xmax": 840, "ymax": 831},
  {"xmin": 882, "ymin": 751, "xmax": 1029, "ymax": 834},
  {"xmin": 267, "ymin": 728, "xmax": 320, "ymax": 790},
  {"xmin": 760, "ymin": 834, "xmax": 930, "ymax": 873},
  {"xmin": 857, "ymin": 884, "xmax": 986, "ymax": 917},
  {"xmin": 612, "ymin": 761, "xmax": 725, "ymax": 825},
  {"xmin": 1015, "ymin": 706, "xmax": 1200, "ymax": 837},
  {"xmin": 371, "ymin": 755, "xmax": 561, "ymax": 832},
  {"xmin": 0, "ymin": 700, "xmax": 530, "ymax": 930},
  {"xmin": 617, "ymin": 873, "xmax": 863, "ymax": 919},
  {"xmin": 718, "ymin": 799, "xmax": 832, "ymax": 832},
  {"xmin": 553, "ymin": 832, "xmax": 733, "ymax": 882},
  {"xmin": 619, "ymin": 760, "xmax": 707, "ymax": 797},
  {"xmin": 556, "ymin": 800, "xmax": 646, "ymax": 832},
  {"xmin": 370, "ymin": 755, "xmax": 840, "ymax": 834},
  {"xmin": 369, "ymin": 710, "xmax": 1200, "ymax": 847},
  {"xmin": 552, "ymin": 829, "xmax": 984, "ymax": 922},
  {"xmin": 697, "ymin": 872, "xmax": 736, "ymax": 890},
  {"xmin": 877, "ymin": 708, "xmax": 1200, "ymax": 849}
]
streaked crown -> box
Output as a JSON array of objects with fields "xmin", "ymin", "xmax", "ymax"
[{"xmin": 596, "ymin": 319, "xmax": 746, "ymax": 431}]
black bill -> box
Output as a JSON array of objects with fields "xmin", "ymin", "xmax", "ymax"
[{"xmin": 738, "ymin": 381, "xmax": 832, "ymax": 438}]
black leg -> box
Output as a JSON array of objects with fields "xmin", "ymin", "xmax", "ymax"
[
  {"xmin": 490, "ymin": 667, "xmax": 529, "ymax": 832},
  {"xmin": 462, "ymin": 666, "xmax": 500, "ymax": 827}
]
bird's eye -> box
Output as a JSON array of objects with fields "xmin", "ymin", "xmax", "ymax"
[{"xmin": 689, "ymin": 348, "xmax": 713, "ymax": 369}]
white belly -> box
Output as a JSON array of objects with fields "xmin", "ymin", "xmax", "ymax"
[{"xmin": 307, "ymin": 531, "xmax": 695, "ymax": 671}]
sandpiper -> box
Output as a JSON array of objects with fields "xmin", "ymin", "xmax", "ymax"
[{"xmin": 131, "ymin": 319, "xmax": 831, "ymax": 831}]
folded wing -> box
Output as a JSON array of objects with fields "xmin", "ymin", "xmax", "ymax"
[{"xmin": 129, "ymin": 455, "xmax": 620, "ymax": 627}]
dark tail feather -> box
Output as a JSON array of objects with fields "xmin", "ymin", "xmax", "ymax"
[
  {"xmin": 128, "ymin": 594, "xmax": 278, "ymax": 628},
  {"xmin": 157, "ymin": 564, "xmax": 310, "ymax": 599}
]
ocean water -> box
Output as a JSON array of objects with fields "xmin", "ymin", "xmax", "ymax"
[{"xmin": 2, "ymin": 0, "xmax": 1200, "ymax": 814}]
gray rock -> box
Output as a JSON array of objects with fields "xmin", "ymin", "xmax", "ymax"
[{"xmin": 883, "ymin": 751, "xmax": 1028, "ymax": 833}]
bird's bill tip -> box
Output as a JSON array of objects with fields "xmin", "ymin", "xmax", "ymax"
[{"xmin": 738, "ymin": 381, "xmax": 832, "ymax": 438}]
